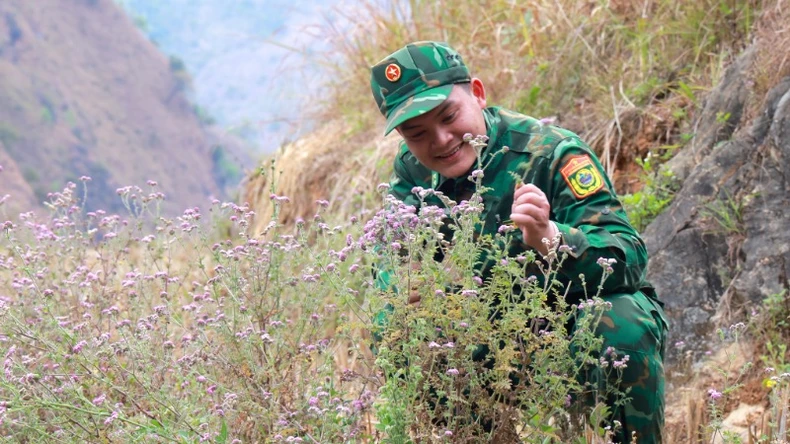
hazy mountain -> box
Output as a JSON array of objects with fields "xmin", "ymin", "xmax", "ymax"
[
  {"xmin": 0, "ymin": 0, "xmax": 247, "ymax": 216},
  {"xmin": 119, "ymin": 0, "xmax": 346, "ymax": 153}
]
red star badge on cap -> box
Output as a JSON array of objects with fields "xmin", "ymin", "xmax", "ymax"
[{"xmin": 385, "ymin": 63, "xmax": 401, "ymax": 82}]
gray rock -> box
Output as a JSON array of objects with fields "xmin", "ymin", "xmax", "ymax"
[
  {"xmin": 643, "ymin": 48, "xmax": 790, "ymax": 360},
  {"xmin": 664, "ymin": 46, "xmax": 756, "ymax": 182}
]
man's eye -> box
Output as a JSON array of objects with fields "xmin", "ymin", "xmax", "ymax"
[
  {"xmin": 407, "ymin": 132, "xmax": 425, "ymax": 140},
  {"xmin": 442, "ymin": 112, "xmax": 456, "ymax": 123}
]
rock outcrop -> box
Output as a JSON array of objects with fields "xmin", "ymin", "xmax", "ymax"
[{"xmin": 643, "ymin": 46, "xmax": 790, "ymax": 358}]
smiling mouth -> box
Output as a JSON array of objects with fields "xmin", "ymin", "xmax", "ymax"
[{"xmin": 436, "ymin": 144, "xmax": 462, "ymax": 159}]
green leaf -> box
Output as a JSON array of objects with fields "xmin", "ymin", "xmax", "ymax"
[
  {"xmin": 676, "ymin": 81, "xmax": 696, "ymax": 103},
  {"xmin": 528, "ymin": 86, "xmax": 541, "ymax": 106},
  {"xmin": 217, "ymin": 420, "xmax": 228, "ymax": 443}
]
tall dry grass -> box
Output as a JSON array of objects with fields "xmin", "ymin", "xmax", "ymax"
[
  {"xmin": 317, "ymin": 0, "xmax": 761, "ymax": 127},
  {"xmin": 244, "ymin": 123, "xmax": 401, "ymax": 236},
  {"xmin": 246, "ymin": 0, "xmax": 781, "ymax": 232}
]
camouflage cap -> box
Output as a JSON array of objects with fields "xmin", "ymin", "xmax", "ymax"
[{"xmin": 370, "ymin": 41, "xmax": 471, "ymax": 135}]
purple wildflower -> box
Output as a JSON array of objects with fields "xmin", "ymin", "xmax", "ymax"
[
  {"xmin": 498, "ymin": 224, "xmax": 516, "ymax": 234},
  {"xmin": 104, "ymin": 411, "xmax": 118, "ymax": 425}
]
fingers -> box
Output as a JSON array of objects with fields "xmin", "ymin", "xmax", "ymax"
[
  {"xmin": 512, "ymin": 191, "xmax": 549, "ymax": 209},
  {"xmin": 512, "ymin": 183, "xmax": 555, "ymax": 253},
  {"xmin": 511, "ymin": 183, "xmax": 551, "ymax": 237},
  {"xmin": 513, "ymin": 183, "xmax": 545, "ymax": 200},
  {"xmin": 511, "ymin": 203, "xmax": 545, "ymax": 220},
  {"xmin": 512, "ymin": 184, "xmax": 549, "ymax": 217},
  {"xmin": 510, "ymin": 212, "xmax": 540, "ymax": 227}
]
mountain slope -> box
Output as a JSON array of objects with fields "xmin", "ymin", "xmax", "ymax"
[{"xmin": 0, "ymin": 0, "xmax": 242, "ymax": 215}]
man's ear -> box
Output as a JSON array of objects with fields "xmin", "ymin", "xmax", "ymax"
[{"xmin": 470, "ymin": 78, "xmax": 487, "ymax": 108}]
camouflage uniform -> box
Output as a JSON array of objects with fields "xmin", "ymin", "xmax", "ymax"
[{"xmin": 371, "ymin": 41, "xmax": 668, "ymax": 443}]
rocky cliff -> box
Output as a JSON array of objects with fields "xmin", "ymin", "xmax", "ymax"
[{"xmin": 644, "ymin": 40, "xmax": 790, "ymax": 358}]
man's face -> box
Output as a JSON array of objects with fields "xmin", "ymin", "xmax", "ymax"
[{"xmin": 396, "ymin": 80, "xmax": 487, "ymax": 179}]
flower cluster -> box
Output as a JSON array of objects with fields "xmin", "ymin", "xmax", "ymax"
[
  {"xmin": 0, "ymin": 181, "xmax": 375, "ymax": 443},
  {"xmin": 359, "ymin": 195, "xmax": 419, "ymax": 248}
]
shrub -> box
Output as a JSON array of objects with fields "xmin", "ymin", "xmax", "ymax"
[
  {"xmin": 0, "ymin": 169, "xmax": 626, "ymax": 441},
  {"xmin": 620, "ymin": 157, "xmax": 680, "ymax": 232}
]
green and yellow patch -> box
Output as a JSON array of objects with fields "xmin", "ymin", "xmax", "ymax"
[{"xmin": 560, "ymin": 155, "xmax": 604, "ymax": 199}]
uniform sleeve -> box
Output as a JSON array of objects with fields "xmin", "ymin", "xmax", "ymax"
[
  {"xmin": 546, "ymin": 138, "xmax": 648, "ymax": 298},
  {"xmin": 389, "ymin": 149, "xmax": 422, "ymax": 209}
]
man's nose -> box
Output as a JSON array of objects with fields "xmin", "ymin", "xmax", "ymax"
[{"xmin": 432, "ymin": 126, "xmax": 454, "ymax": 149}]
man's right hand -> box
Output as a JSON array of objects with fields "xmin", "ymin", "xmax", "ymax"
[{"xmin": 511, "ymin": 183, "xmax": 557, "ymax": 255}]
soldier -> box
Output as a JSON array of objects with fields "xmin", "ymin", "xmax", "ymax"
[{"xmin": 370, "ymin": 41, "xmax": 668, "ymax": 443}]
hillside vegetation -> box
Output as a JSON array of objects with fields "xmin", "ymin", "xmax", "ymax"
[
  {"xmin": 248, "ymin": 0, "xmax": 780, "ymax": 233},
  {"xmin": 2, "ymin": 0, "xmax": 790, "ymax": 442},
  {"xmin": 240, "ymin": 0, "xmax": 790, "ymax": 440},
  {"xmin": 0, "ymin": 0, "xmax": 246, "ymax": 216}
]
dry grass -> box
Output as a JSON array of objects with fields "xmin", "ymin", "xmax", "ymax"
[
  {"xmin": 742, "ymin": 0, "xmax": 790, "ymax": 123},
  {"xmin": 245, "ymin": 0, "xmax": 778, "ymax": 228},
  {"xmin": 316, "ymin": 0, "xmax": 758, "ymax": 122},
  {"xmin": 244, "ymin": 122, "xmax": 400, "ymax": 236},
  {"xmin": 238, "ymin": 3, "xmax": 790, "ymax": 438},
  {"xmin": 664, "ymin": 340, "xmax": 784, "ymax": 443}
]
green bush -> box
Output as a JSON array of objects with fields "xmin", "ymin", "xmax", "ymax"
[{"xmin": 620, "ymin": 158, "xmax": 680, "ymax": 232}]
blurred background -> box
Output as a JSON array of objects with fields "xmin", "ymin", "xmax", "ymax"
[
  {"xmin": 119, "ymin": 0, "xmax": 353, "ymax": 151},
  {"xmin": 0, "ymin": 0, "xmax": 359, "ymax": 215}
]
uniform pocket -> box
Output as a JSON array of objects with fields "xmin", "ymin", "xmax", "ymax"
[
  {"xmin": 597, "ymin": 291, "xmax": 664, "ymax": 354},
  {"xmin": 633, "ymin": 291, "xmax": 668, "ymax": 358}
]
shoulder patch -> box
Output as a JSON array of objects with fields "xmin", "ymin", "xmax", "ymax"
[{"xmin": 560, "ymin": 155, "xmax": 604, "ymax": 199}]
